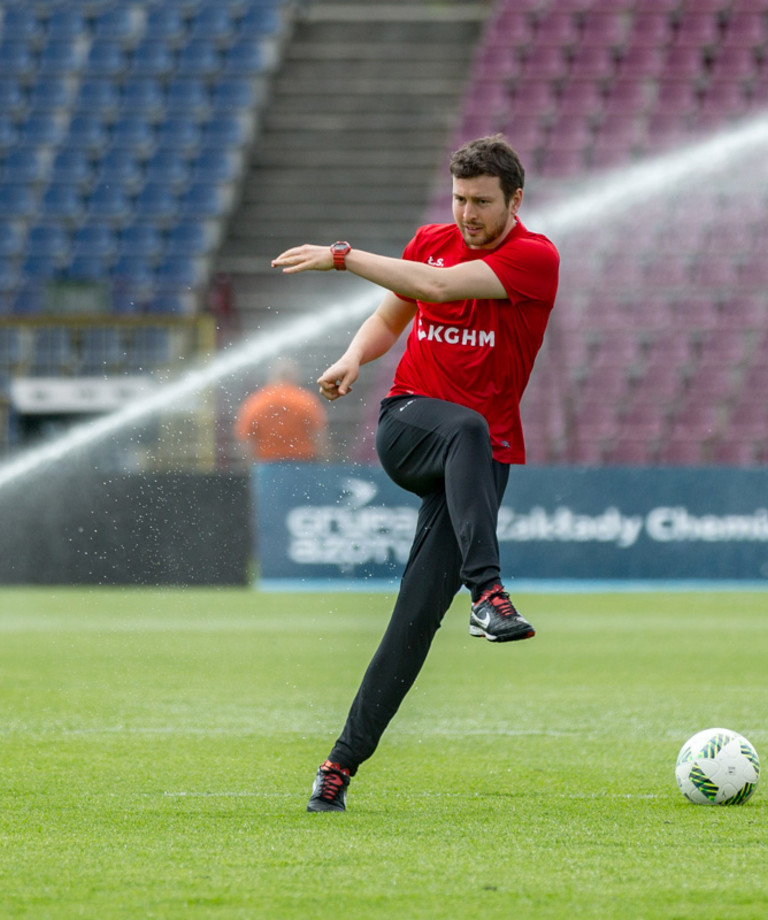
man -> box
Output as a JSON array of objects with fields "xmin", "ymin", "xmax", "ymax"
[
  {"xmin": 234, "ymin": 357, "xmax": 328, "ymax": 462},
  {"xmin": 272, "ymin": 135, "xmax": 559, "ymax": 812}
]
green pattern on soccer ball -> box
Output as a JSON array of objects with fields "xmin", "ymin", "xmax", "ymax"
[
  {"xmin": 726, "ymin": 782, "xmax": 757, "ymax": 805},
  {"xmin": 740, "ymin": 742, "xmax": 760, "ymax": 776},
  {"xmin": 699, "ymin": 732, "xmax": 729, "ymax": 759},
  {"xmin": 689, "ymin": 764, "xmax": 719, "ymax": 801}
]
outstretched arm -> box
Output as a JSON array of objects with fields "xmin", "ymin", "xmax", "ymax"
[
  {"xmin": 272, "ymin": 244, "xmax": 506, "ymax": 302},
  {"xmin": 317, "ymin": 292, "xmax": 416, "ymax": 401}
]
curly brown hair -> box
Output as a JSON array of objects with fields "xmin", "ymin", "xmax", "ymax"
[{"xmin": 449, "ymin": 135, "xmax": 525, "ymax": 206}]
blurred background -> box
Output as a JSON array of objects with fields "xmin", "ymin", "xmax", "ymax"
[{"xmin": 0, "ymin": 0, "xmax": 766, "ymax": 582}]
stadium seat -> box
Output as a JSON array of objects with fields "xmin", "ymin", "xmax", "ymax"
[
  {"xmin": 26, "ymin": 223, "xmax": 71, "ymax": 263},
  {"xmin": 1, "ymin": 148, "xmax": 50, "ymax": 185},
  {"xmin": 47, "ymin": 8, "xmax": 88, "ymax": 40},
  {"xmin": 155, "ymin": 255, "xmax": 206, "ymax": 290},
  {"xmin": 112, "ymin": 255, "xmax": 155, "ymax": 292},
  {"xmin": 19, "ymin": 112, "xmax": 68, "ymax": 148},
  {"xmin": 145, "ymin": 7, "xmax": 188, "ymax": 47},
  {"xmin": 30, "ymin": 327, "xmax": 77, "ymax": 376},
  {"xmin": 86, "ymin": 182, "xmax": 133, "ymax": 225},
  {"xmin": 66, "ymin": 255, "xmax": 112, "ymax": 283},
  {"xmin": 0, "ymin": 7, "xmax": 44, "ymax": 44},
  {"xmin": 155, "ymin": 117, "xmax": 202, "ymax": 154},
  {"xmin": 166, "ymin": 79, "xmax": 211, "ymax": 120},
  {"xmin": 0, "ymin": 184, "xmax": 38, "ymax": 221},
  {"xmin": 223, "ymin": 38, "xmax": 270, "ymax": 76},
  {"xmin": 71, "ymin": 222, "xmax": 118, "ymax": 261},
  {"xmin": 85, "ymin": 41, "xmax": 128, "ymax": 78},
  {"xmin": 119, "ymin": 222, "xmax": 164, "ymax": 261},
  {"xmin": 29, "ymin": 76, "xmax": 77, "ymax": 112},
  {"xmin": 191, "ymin": 148, "xmax": 244, "ymax": 183},
  {"xmin": 65, "ymin": 114, "xmax": 111, "ymax": 155},
  {"xmin": 79, "ymin": 327, "xmax": 127, "ymax": 375},
  {"xmin": 110, "ymin": 115, "xmax": 157, "ymax": 158},
  {"xmin": 0, "ymin": 41, "xmax": 35, "ymax": 81},
  {"xmin": 95, "ymin": 148, "xmax": 144, "ymax": 193},
  {"xmin": 134, "ymin": 183, "xmax": 179, "ymax": 226},
  {"xmin": 144, "ymin": 150, "xmax": 191, "ymax": 191},
  {"xmin": 166, "ymin": 219, "xmax": 217, "ymax": 256},
  {"xmin": 38, "ymin": 38, "xmax": 89, "ymax": 76},
  {"xmin": 50, "ymin": 150, "xmax": 94, "ymax": 192},
  {"xmin": 189, "ymin": 6, "xmax": 235, "ymax": 46},
  {"xmin": 179, "ymin": 182, "xmax": 232, "ymax": 219},
  {"xmin": 94, "ymin": 6, "xmax": 148, "ymax": 49},
  {"xmin": 212, "ymin": 78, "xmax": 260, "ymax": 115},
  {"xmin": 119, "ymin": 78, "xmax": 166, "ymax": 121},
  {"xmin": 129, "ymin": 40, "xmax": 175, "ymax": 79},
  {"xmin": 177, "ymin": 41, "xmax": 222, "ymax": 79},
  {"xmin": 0, "ymin": 222, "xmax": 25, "ymax": 259},
  {"xmin": 201, "ymin": 113, "xmax": 254, "ymax": 149}
]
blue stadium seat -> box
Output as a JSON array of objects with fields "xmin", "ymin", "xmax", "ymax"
[
  {"xmin": 25, "ymin": 223, "xmax": 71, "ymax": 263},
  {"xmin": 155, "ymin": 116, "xmax": 202, "ymax": 154},
  {"xmin": 212, "ymin": 78, "xmax": 261, "ymax": 112},
  {"xmin": 144, "ymin": 291, "xmax": 192, "ymax": 315},
  {"xmin": 0, "ymin": 81, "xmax": 26, "ymax": 120},
  {"xmin": 0, "ymin": 259, "xmax": 20, "ymax": 298},
  {"xmin": 19, "ymin": 112, "xmax": 68, "ymax": 148},
  {"xmin": 21, "ymin": 253, "xmax": 60, "ymax": 283},
  {"xmin": 1, "ymin": 148, "xmax": 50, "ymax": 185},
  {"xmin": 65, "ymin": 114, "xmax": 111, "ymax": 155},
  {"xmin": 95, "ymin": 148, "xmax": 144, "ymax": 193},
  {"xmin": 38, "ymin": 38, "xmax": 89, "ymax": 76},
  {"xmin": 0, "ymin": 41, "xmax": 36, "ymax": 81},
  {"xmin": 66, "ymin": 255, "xmax": 112, "ymax": 282},
  {"xmin": 155, "ymin": 255, "xmax": 206, "ymax": 289},
  {"xmin": 201, "ymin": 113, "xmax": 254, "ymax": 148},
  {"xmin": 223, "ymin": 38, "xmax": 270, "ymax": 76},
  {"xmin": 0, "ymin": 117, "xmax": 19, "ymax": 152},
  {"xmin": 189, "ymin": 6, "xmax": 235, "ymax": 46},
  {"xmin": 87, "ymin": 182, "xmax": 133, "ymax": 225},
  {"xmin": 75, "ymin": 79, "xmax": 121, "ymax": 120},
  {"xmin": 177, "ymin": 40, "xmax": 222, "ymax": 79},
  {"xmin": 39, "ymin": 184, "xmax": 84, "ymax": 223},
  {"xmin": 129, "ymin": 40, "xmax": 175, "ymax": 79},
  {"xmin": 239, "ymin": 4, "xmax": 282, "ymax": 37},
  {"xmin": 145, "ymin": 7, "xmax": 188, "ymax": 47},
  {"xmin": 47, "ymin": 9, "xmax": 88, "ymax": 41},
  {"xmin": 85, "ymin": 41, "xmax": 128, "ymax": 78},
  {"xmin": 179, "ymin": 181, "xmax": 231, "ymax": 219},
  {"xmin": 112, "ymin": 255, "xmax": 155, "ymax": 291},
  {"xmin": 9, "ymin": 284, "xmax": 43, "ymax": 317},
  {"xmin": 119, "ymin": 222, "xmax": 164, "ymax": 261},
  {"xmin": 71, "ymin": 222, "xmax": 118, "ymax": 261},
  {"xmin": 94, "ymin": 6, "xmax": 148, "ymax": 49},
  {"xmin": 191, "ymin": 148, "xmax": 243, "ymax": 183},
  {"xmin": 166, "ymin": 219, "xmax": 217, "ymax": 255},
  {"xmin": 0, "ymin": 222, "xmax": 25, "ymax": 259},
  {"xmin": 120, "ymin": 78, "xmax": 166, "ymax": 121},
  {"xmin": 110, "ymin": 115, "xmax": 156, "ymax": 158},
  {"xmin": 0, "ymin": 8, "xmax": 44, "ymax": 45},
  {"xmin": 144, "ymin": 150, "xmax": 191, "ymax": 191},
  {"xmin": 0, "ymin": 184, "xmax": 37, "ymax": 220},
  {"xmin": 29, "ymin": 76, "xmax": 77, "ymax": 112},
  {"xmin": 134, "ymin": 182, "xmax": 179, "ymax": 225},
  {"xmin": 166, "ymin": 79, "xmax": 211, "ymax": 119},
  {"xmin": 50, "ymin": 150, "xmax": 94, "ymax": 191}
]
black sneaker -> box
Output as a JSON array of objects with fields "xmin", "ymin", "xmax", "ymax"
[
  {"xmin": 469, "ymin": 585, "xmax": 535, "ymax": 642},
  {"xmin": 307, "ymin": 760, "xmax": 350, "ymax": 812}
]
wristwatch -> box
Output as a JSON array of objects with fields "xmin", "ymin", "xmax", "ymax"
[{"xmin": 331, "ymin": 241, "xmax": 351, "ymax": 270}]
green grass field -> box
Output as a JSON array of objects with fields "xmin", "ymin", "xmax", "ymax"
[{"xmin": 1, "ymin": 587, "xmax": 766, "ymax": 920}]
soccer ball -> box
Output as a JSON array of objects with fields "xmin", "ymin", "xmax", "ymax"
[{"xmin": 675, "ymin": 727, "xmax": 760, "ymax": 805}]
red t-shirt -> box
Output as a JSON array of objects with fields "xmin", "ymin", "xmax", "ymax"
[{"xmin": 387, "ymin": 219, "xmax": 559, "ymax": 464}]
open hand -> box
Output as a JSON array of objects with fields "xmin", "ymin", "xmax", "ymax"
[{"xmin": 271, "ymin": 245, "xmax": 332, "ymax": 273}]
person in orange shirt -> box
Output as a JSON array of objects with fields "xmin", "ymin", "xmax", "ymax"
[{"xmin": 235, "ymin": 358, "xmax": 328, "ymax": 462}]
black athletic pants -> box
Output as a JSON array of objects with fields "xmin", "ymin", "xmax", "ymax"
[{"xmin": 328, "ymin": 395, "xmax": 510, "ymax": 774}]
